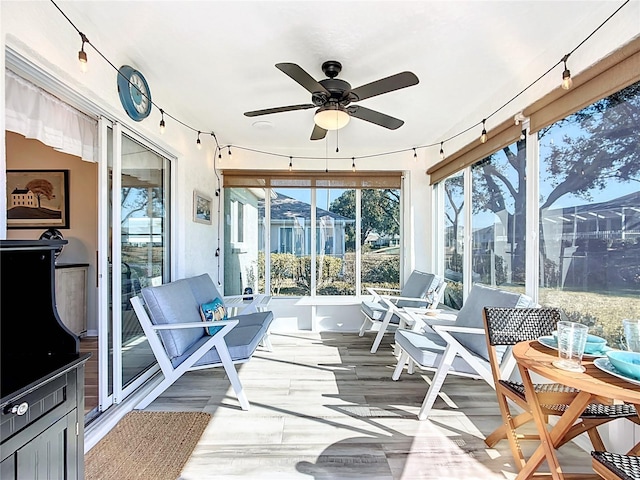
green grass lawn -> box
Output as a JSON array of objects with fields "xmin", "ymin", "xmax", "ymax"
[{"xmin": 540, "ymin": 288, "xmax": 640, "ymax": 348}]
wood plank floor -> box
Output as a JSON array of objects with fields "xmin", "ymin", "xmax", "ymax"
[
  {"xmin": 80, "ymin": 337, "xmax": 98, "ymax": 414},
  {"xmin": 142, "ymin": 331, "xmax": 595, "ymax": 479}
]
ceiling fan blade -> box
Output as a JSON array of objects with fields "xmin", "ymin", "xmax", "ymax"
[
  {"xmin": 347, "ymin": 105, "xmax": 404, "ymax": 130},
  {"xmin": 310, "ymin": 124, "xmax": 327, "ymax": 140},
  {"xmin": 349, "ymin": 71, "xmax": 419, "ymax": 102},
  {"xmin": 276, "ymin": 63, "xmax": 330, "ymax": 95},
  {"xmin": 244, "ymin": 104, "xmax": 315, "ymax": 117}
]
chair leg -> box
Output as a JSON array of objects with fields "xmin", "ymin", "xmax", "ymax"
[
  {"xmin": 358, "ymin": 315, "xmax": 369, "ymax": 337},
  {"xmin": 261, "ymin": 332, "xmax": 273, "ymax": 352},
  {"xmin": 370, "ymin": 312, "xmax": 393, "ymax": 353},
  {"xmin": 407, "ymin": 358, "xmax": 415, "ymax": 374},
  {"xmin": 484, "ymin": 411, "xmax": 533, "ymax": 447},
  {"xmin": 494, "ymin": 395, "xmax": 529, "ymax": 471},
  {"xmin": 216, "ymin": 343, "xmax": 250, "ymax": 411},
  {"xmin": 392, "ymin": 350, "xmax": 410, "ymax": 381},
  {"xmin": 134, "ymin": 376, "xmax": 176, "ymax": 410},
  {"xmin": 417, "ymin": 345, "xmax": 456, "ymax": 420}
]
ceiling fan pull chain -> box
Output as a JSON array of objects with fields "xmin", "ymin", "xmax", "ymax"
[
  {"xmin": 336, "ymin": 125, "xmax": 340, "ymax": 153},
  {"xmin": 325, "ymin": 138, "xmax": 329, "ymax": 173}
]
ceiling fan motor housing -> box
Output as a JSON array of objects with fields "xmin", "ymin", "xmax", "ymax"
[{"xmin": 316, "ymin": 78, "xmax": 353, "ymax": 106}]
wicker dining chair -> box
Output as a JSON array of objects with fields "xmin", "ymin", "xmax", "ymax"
[
  {"xmin": 592, "ymin": 451, "xmax": 640, "ymax": 480},
  {"xmin": 483, "ymin": 307, "xmax": 639, "ymax": 472}
]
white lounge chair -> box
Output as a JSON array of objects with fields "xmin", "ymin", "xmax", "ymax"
[
  {"xmin": 392, "ymin": 284, "xmax": 535, "ymax": 420},
  {"xmin": 359, "ymin": 270, "xmax": 446, "ymax": 353}
]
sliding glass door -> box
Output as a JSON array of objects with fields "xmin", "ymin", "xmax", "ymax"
[{"xmin": 99, "ymin": 121, "xmax": 172, "ymax": 407}]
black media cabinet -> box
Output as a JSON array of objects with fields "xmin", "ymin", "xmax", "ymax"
[{"xmin": 0, "ymin": 240, "xmax": 90, "ymax": 479}]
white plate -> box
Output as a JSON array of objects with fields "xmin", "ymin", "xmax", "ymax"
[
  {"xmin": 593, "ymin": 357, "xmax": 640, "ymax": 387},
  {"xmin": 537, "ymin": 335, "xmax": 611, "ymax": 358}
]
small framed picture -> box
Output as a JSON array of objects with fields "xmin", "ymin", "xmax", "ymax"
[
  {"xmin": 6, "ymin": 170, "xmax": 70, "ymax": 229},
  {"xmin": 193, "ymin": 190, "xmax": 212, "ymax": 224}
]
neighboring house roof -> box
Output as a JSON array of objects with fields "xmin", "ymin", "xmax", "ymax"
[
  {"xmin": 554, "ymin": 190, "xmax": 640, "ymax": 213},
  {"xmin": 11, "ymin": 188, "xmax": 30, "ymax": 194},
  {"xmin": 258, "ymin": 192, "xmax": 354, "ymax": 223}
]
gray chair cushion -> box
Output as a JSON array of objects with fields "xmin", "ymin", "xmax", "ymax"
[
  {"xmin": 186, "ymin": 273, "xmax": 223, "ymax": 305},
  {"xmin": 232, "ymin": 310, "xmax": 274, "ymax": 329},
  {"xmin": 141, "ymin": 279, "xmax": 205, "ymax": 359},
  {"xmin": 362, "ymin": 301, "xmax": 392, "ymax": 322},
  {"xmin": 397, "ymin": 271, "xmax": 436, "ymax": 308},
  {"xmin": 362, "ymin": 271, "xmax": 444, "ymax": 324},
  {"xmin": 172, "ymin": 324, "xmax": 265, "ymax": 367},
  {"xmin": 394, "ymin": 329, "xmax": 485, "ymax": 376},
  {"xmin": 449, "ymin": 284, "xmax": 534, "ymax": 362}
]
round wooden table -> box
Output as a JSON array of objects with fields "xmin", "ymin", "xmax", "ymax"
[{"xmin": 512, "ymin": 340, "xmax": 640, "ymax": 479}]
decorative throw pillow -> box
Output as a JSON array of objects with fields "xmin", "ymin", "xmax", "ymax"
[{"xmin": 200, "ymin": 298, "xmax": 227, "ymax": 335}]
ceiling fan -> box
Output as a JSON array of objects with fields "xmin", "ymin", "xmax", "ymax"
[{"xmin": 244, "ymin": 61, "xmax": 419, "ymax": 140}]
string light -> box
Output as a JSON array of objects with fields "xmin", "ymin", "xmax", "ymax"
[
  {"xmin": 196, "ymin": 131, "xmax": 202, "ymax": 150},
  {"xmin": 561, "ymin": 54, "xmax": 573, "ymax": 90},
  {"xmin": 227, "ymin": 146, "xmax": 232, "ymax": 157},
  {"xmin": 439, "ymin": 142, "xmax": 445, "ymax": 160},
  {"xmin": 413, "ymin": 148, "xmax": 417, "ymax": 160},
  {"xmin": 159, "ymin": 109, "xmax": 166, "ymax": 134},
  {"xmin": 352, "ymin": 157, "xmax": 356, "ymax": 172},
  {"xmin": 50, "ymin": 0, "xmax": 629, "ymax": 165},
  {"xmin": 480, "ymin": 119, "xmax": 487, "ymax": 144},
  {"xmin": 78, "ymin": 32, "xmax": 88, "ymax": 73},
  {"xmin": 289, "ymin": 156, "xmax": 293, "ymax": 172}
]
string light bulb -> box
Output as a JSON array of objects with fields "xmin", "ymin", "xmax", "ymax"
[
  {"xmin": 196, "ymin": 131, "xmax": 202, "ymax": 150},
  {"xmin": 227, "ymin": 146, "xmax": 232, "ymax": 157},
  {"xmin": 480, "ymin": 119, "xmax": 487, "ymax": 144},
  {"xmin": 413, "ymin": 148, "xmax": 417, "ymax": 160},
  {"xmin": 352, "ymin": 157, "xmax": 356, "ymax": 172},
  {"xmin": 218, "ymin": 148, "xmax": 222, "ymax": 160},
  {"xmin": 159, "ymin": 109, "xmax": 166, "ymax": 134},
  {"xmin": 289, "ymin": 157, "xmax": 293, "ymax": 172},
  {"xmin": 561, "ymin": 54, "xmax": 573, "ymax": 90},
  {"xmin": 78, "ymin": 33, "xmax": 88, "ymax": 73},
  {"xmin": 439, "ymin": 142, "xmax": 445, "ymax": 160}
]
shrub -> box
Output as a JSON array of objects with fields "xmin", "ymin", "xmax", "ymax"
[
  {"xmin": 444, "ymin": 281, "xmax": 463, "ymax": 309},
  {"xmin": 361, "ymin": 254, "xmax": 400, "ymax": 284},
  {"xmin": 318, "ymin": 282, "xmax": 356, "ymax": 295}
]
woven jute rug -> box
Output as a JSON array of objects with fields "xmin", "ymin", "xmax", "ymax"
[{"xmin": 85, "ymin": 411, "xmax": 211, "ymax": 480}]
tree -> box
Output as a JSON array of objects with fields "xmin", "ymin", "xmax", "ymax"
[
  {"xmin": 26, "ymin": 179, "xmax": 55, "ymax": 208},
  {"xmin": 445, "ymin": 80, "xmax": 640, "ymax": 283},
  {"xmin": 329, "ymin": 189, "xmax": 400, "ymax": 247},
  {"xmin": 121, "ymin": 187, "xmax": 165, "ymax": 225}
]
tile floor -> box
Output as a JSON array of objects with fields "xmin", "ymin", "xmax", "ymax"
[{"xmin": 140, "ymin": 331, "xmax": 595, "ymax": 479}]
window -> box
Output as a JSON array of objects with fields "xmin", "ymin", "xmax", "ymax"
[
  {"xmin": 434, "ymin": 81, "xmax": 640, "ymax": 348},
  {"xmin": 223, "ymin": 188, "xmax": 262, "ymax": 296},
  {"xmin": 360, "ymin": 188, "xmax": 401, "ymax": 295},
  {"xmin": 223, "ymin": 171, "xmax": 402, "ymax": 297},
  {"xmin": 471, "ymin": 136, "xmax": 526, "ymax": 295},
  {"xmin": 442, "ymin": 172, "xmax": 464, "ymax": 309},
  {"xmin": 539, "ymin": 81, "xmax": 640, "ymax": 348},
  {"xmin": 316, "ymin": 188, "xmax": 355, "ymax": 295},
  {"xmin": 236, "ymin": 201, "xmax": 244, "ymax": 242}
]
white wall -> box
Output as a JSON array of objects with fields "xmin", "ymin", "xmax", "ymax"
[
  {"xmin": 1, "ymin": 2, "xmax": 435, "ymax": 333},
  {"xmin": 1, "ymin": 2, "xmax": 222, "ymax": 284}
]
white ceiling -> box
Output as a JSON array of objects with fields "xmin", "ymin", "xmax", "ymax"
[{"xmin": 37, "ymin": 1, "xmax": 640, "ymax": 161}]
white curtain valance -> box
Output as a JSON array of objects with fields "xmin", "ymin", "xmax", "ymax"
[{"xmin": 5, "ymin": 69, "xmax": 98, "ymax": 162}]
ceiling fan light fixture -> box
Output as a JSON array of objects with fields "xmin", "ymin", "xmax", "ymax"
[{"xmin": 314, "ymin": 104, "xmax": 350, "ymax": 131}]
